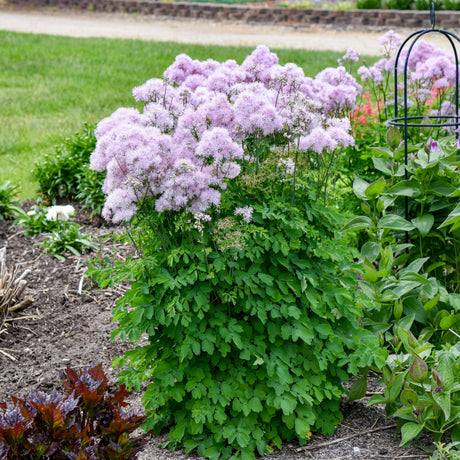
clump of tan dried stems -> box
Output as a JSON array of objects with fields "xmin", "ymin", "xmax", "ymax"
[{"xmin": 0, "ymin": 246, "xmax": 33, "ymax": 331}]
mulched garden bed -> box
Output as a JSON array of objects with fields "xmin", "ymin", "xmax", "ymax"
[{"xmin": 0, "ymin": 210, "xmax": 435, "ymax": 459}]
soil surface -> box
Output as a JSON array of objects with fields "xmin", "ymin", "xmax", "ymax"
[{"xmin": 0, "ymin": 211, "xmax": 434, "ymax": 459}]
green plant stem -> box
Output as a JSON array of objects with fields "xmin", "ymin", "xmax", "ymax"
[{"xmin": 290, "ymin": 148, "xmax": 300, "ymax": 206}]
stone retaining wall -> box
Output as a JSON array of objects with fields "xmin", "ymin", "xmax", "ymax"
[{"xmin": 7, "ymin": 0, "xmax": 460, "ymax": 30}]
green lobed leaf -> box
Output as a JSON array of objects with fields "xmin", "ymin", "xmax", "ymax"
[{"xmin": 294, "ymin": 417, "xmax": 311, "ymax": 439}]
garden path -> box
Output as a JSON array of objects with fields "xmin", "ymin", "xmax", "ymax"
[{"xmin": 0, "ymin": 6, "xmax": 422, "ymax": 55}]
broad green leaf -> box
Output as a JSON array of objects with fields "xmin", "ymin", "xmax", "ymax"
[
  {"xmin": 387, "ymin": 372, "xmax": 406, "ymax": 403},
  {"xmin": 315, "ymin": 323, "xmax": 332, "ymax": 337},
  {"xmin": 393, "ymin": 405, "xmax": 416, "ymax": 418},
  {"xmin": 434, "ymin": 391, "xmax": 451, "ymax": 420},
  {"xmin": 371, "ymin": 146, "xmax": 394, "ymax": 159},
  {"xmin": 223, "ymin": 425, "xmax": 237, "ymax": 442},
  {"xmin": 400, "ymin": 389, "xmax": 418, "ymax": 406},
  {"xmin": 361, "ymin": 241, "xmax": 380, "ymax": 263},
  {"xmin": 358, "ymin": 280, "xmax": 377, "ymax": 301},
  {"xmin": 258, "ymin": 273, "xmax": 274, "ymax": 285},
  {"xmin": 241, "ymin": 449, "xmax": 256, "ymax": 460},
  {"xmin": 362, "ymin": 258, "xmax": 379, "ymax": 283},
  {"xmin": 191, "ymin": 340, "xmax": 201, "ymax": 356},
  {"xmin": 451, "ymin": 424, "xmax": 460, "ymax": 443},
  {"xmin": 386, "ymin": 180, "xmax": 421, "ymax": 198},
  {"xmin": 342, "ymin": 216, "xmax": 373, "ymax": 233},
  {"xmin": 391, "ymin": 280, "xmax": 422, "ymax": 298},
  {"xmin": 348, "ymin": 376, "xmax": 367, "ymax": 402},
  {"xmin": 353, "ymin": 175, "xmax": 370, "ymax": 200},
  {"xmin": 367, "ymin": 394, "xmax": 387, "ymax": 406},
  {"xmin": 378, "ymin": 215, "xmax": 416, "ymax": 231},
  {"xmin": 405, "ymin": 257, "xmax": 429, "ymax": 274},
  {"xmin": 439, "ymin": 202, "xmax": 460, "ymax": 229},
  {"xmin": 373, "ymin": 157, "xmax": 393, "ymax": 176},
  {"xmin": 400, "ymin": 422, "xmax": 424, "ymax": 446},
  {"xmin": 365, "ymin": 176, "xmax": 386, "ymax": 200},
  {"xmin": 438, "ymin": 356, "xmax": 455, "ymax": 390},
  {"xmin": 429, "ymin": 180, "xmax": 457, "ymax": 196},
  {"xmin": 411, "ymin": 214, "xmax": 434, "ymax": 237},
  {"xmin": 386, "ymin": 126, "xmax": 402, "ymax": 151}
]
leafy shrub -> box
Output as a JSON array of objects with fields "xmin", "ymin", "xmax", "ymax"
[
  {"xmin": 383, "ymin": 0, "xmax": 414, "ymax": 9},
  {"xmin": 33, "ymin": 124, "xmax": 105, "ymax": 217},
  {"xmin": 442, "ymin": 0, "xmax": 460, "ymax": 9},
  {"xmin": 110, "ymin": 192, "xmax": 385, "ymax": 458},
  {"xmin": 356, "ymin": 0, "xmax": 382, "ymax": 8},
  {"xmin": 0, "ymin": 181, "xmax": 22, "ymax": 221},
  {"xmin": 0, "ymin": 363, "xmax": 151, "ymax": 459},
  {"xmin": 343, "ymin": 128, "xmax": 460, "ymax": 345},
  {"xmin": 76, "ymin": 164, "xmax": 106, "ymax": 217},
  {"xmin": 353, "ymin": 34, "xmax": 460, "ymax": 288},
  {"xmin": 415, "ymin": 0, "xmax": 442, "ymax": 10}
]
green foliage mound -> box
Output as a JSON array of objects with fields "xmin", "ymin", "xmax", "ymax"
[
  {"xmin": 356, "ymin": 0, "xmax": 382, "ymax": 8},
  {"xmin": 383, "ymin": 0, "xmax": 414, "ymax": 9},
  {"xmin": 100, "ymin": 166, "xmax": 385, "ymax": 459}
]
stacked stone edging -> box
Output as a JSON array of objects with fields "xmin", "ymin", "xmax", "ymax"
[{"xmin": 6, "ymin": 0, "xmax": 460, "ymax": 30}]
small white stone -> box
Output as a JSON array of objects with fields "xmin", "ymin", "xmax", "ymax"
[{"xmin": 353, "ymin": 447, "xmax": 360, "ymax": 453}]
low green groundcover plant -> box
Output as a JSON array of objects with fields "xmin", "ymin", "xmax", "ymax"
[
  {"xmin": 15, "ymin": 205, "xmax": 98, "ymax": 260},
  {"xmin": 87, "ymin": 46, "xmax": 386, "ymax": 459},
  {"xmin": 0, "ymin": 364, "xmax": 151, "ymax": 459}
]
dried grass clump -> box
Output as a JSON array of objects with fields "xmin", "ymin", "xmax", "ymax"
[{"xmin": 0, "ymin": 247, "xmax": 33, "ymax": 328}]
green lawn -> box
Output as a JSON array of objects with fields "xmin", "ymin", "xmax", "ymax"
[{"xmin": 0, "ymin": 31, "xmax": 362, "ymax": 198}]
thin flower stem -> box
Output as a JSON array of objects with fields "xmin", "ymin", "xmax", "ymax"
[{"xmin": 290, "ymin": 149, "xmax": 299, "ymax": 206}]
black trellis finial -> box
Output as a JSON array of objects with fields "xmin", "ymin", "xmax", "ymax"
[{"xmin": 431, "ymin": 2, "xmax": 436, "ymax": 30}]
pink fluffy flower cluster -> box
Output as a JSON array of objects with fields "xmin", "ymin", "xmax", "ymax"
[
  {"xmin": 358, "ymin": 30, "xmax": 458, "ymax": 95},
  {"xmin": 90, "ymin": 46, "xmax": 357, "ymax": 223}
]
